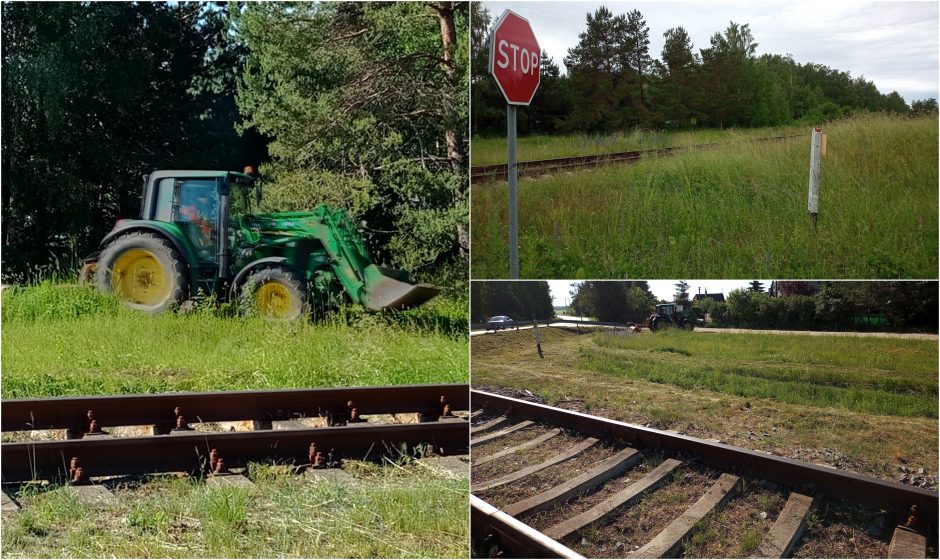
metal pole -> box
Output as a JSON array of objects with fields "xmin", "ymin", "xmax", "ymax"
[{"xmin": 508, "ymin": 104, "xmax": 519, "ymax": 278}]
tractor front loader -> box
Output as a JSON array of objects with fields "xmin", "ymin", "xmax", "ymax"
[{"xmin": 81, "ymin": 169, "xmax": 438, "ymax": 319}]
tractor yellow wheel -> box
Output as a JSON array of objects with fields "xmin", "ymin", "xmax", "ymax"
[
  {"xmin": 111, "ymin": 249, "xmax": 172, "ymax": 306},
  {"xmin": 96, "ymin": 232, "xmax": 188, "ymax": 314},
  {"xmin": 255, "ymin": 282, "xmax": 297, "ymax": 319},
  {"xmin": 241, "ymin": 267, "xmax": 308, "ymax": 321}
]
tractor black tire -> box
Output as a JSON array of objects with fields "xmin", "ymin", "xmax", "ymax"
[
  {"xmin": 239, "ymin": 266, "xmax": 309, "ymax": 321},
  {"xmin": 648, "ymin": 318, "xmax": 659, "ymax": 332},
  {"xmin": 95, "ymin": 232, "xmax": 188, "ymax": 314}
]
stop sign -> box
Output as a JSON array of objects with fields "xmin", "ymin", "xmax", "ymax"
[{"xmin": 488, "ymin": 10, "xmax": 541, "ymax": 106}]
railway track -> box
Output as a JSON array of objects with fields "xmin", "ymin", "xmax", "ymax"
[
  {"xmin": 470, "ymin": 135, "xmax": 801, "ymax": 185},
  {"xmin": 470, "ymin": 390, "xmax": 937, "ymax": 559},
  {"xmin": 1, "ymin": 384, "xmax": 469, "ymax": 494}
]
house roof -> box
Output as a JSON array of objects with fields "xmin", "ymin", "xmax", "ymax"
[{"xmin": 693, "ymin": 292, "xmax": 725, "ymax": 303}]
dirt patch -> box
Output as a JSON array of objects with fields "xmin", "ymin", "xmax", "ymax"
[
  {"xmin": 680, "ymin": 479, "xmax": 788, "ymax": 558},
  {"xmin": 792, "ymin": 501, "xmax": 890, "ymax": 558},
  {"xmin": 523, "ymin": 452, "xmax": 662, "ymax": 531},
  {"xmin": 477, "ymin": 444, "xmax": 622, "ymax": 508},
  {"xmin": 563, "ymin": 463, "xmax": 719, "ymax": 556}
]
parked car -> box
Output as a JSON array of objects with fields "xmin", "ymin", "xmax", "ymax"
[{"xmin": 486, "ymin": 315, "xmax": 514, "ymax": 331}]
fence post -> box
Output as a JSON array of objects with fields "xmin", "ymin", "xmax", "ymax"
[
  {"xmin": 808, "ymin": 127, "xmax": 823, "ymax": 227},
  {"xmin": 532, "ymin": 320, "xmax": 544, "ymax": 358}
]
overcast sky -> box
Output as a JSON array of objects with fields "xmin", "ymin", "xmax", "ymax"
[
  {"xmin": 481, "ymin": 1, "xmax": 939, "ymax": 102},
  {"xmin": 547, "ymin": 279, "xmax": 771, "ymax": 306}
]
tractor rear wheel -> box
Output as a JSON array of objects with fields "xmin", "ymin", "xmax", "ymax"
[
  {"xmin": 96, "ymin": 233, "xmax": 188, "ymax": 314},
  {"xmin": 240, "ymin": 267, "xmax": 308, "ymax": 320}
]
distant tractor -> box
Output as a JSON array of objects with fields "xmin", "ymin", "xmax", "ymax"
[
  {"xmin": 647, "ymin": 303, "xmax": 702, "ymax": 331},
  {"xmin": 80, "ymin": 169, "xmax": 437, "ymax": 319}
]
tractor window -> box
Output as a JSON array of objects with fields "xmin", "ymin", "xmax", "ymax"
[
  {"xmin": 154, "ymin": 178, "xmax": 176, "ymax": 221},
  {"xmin": 175, "ymin": 179, "xmax": 220, "ymax": 263}
]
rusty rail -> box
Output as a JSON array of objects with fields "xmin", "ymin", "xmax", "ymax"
[
  {"xmin": 470, "ymin": 135, "xmax": 801, "ymax": 184},
  {"xmin": 2, "ymin": 384, "xmax": 468, "ymax": 432},
  {"xmin": 2, "ymin": 420, "xmax": 467, "ymax": 482}
]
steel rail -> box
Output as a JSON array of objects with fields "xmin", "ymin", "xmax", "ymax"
[
  {"xmin": 1, "ymin": 419, "xmax": 467, "ymax": 482},
  {"xmin": 2, "ymin": 383, "xmax": 469, "ymax": 432},
  {"xmin": 471, "ymin": 495, "xmax": 584, "ymax": 559},
  {"xmin": 472, "ymin": 390, "xmax": 938, "ymax": 520},
  {"xmin": 470, "ymin": 134, "xmax": 802, "ymax": 184}
]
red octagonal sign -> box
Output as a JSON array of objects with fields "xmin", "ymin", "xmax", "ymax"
[{"xmin": 488, "ymin": 10, "xmax": 540, "ymax": 106}]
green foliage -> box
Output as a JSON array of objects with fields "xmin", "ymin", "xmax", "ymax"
[
  {"xmin": 569, "ymin": 281, "xmax": 656, "ymax": 323},
  {"xmin": 704, "ymin": 282, "xmax": 937, "ymax": 331},
  {"xmin": 470, "ymin": 281, "xmax": 553, "ymax": 322},
  {"xmin": 2, "ymin": 2, "xmax": 263, "ymax": 282},
  {"xmin": 472, "ymin": 7, "xmax": 913, "ymax": 135},
  {"xmin": 234, "ymin": 2, "xmax": 468, "ymax": 277}
]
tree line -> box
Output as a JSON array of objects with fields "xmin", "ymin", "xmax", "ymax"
[
  {"xmin": 471, "ymin": 281, "xmax": 553, "ymax": 322},
  {"xmin": 699, "ymin": 281, "xmax": 938, "ymax": 332},
  {"xmin": 472, "ymin": 4, "xmax": 936, "ymax": 136},
  {"xmin": 562, "ymin": 280, "xmax": 938, "ymax": 332},
  {"xmin": 2, "ymin": 2, "xmax": 468, "ymax": 286}
]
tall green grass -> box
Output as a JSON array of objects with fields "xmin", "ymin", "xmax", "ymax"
[
  {"xmin": 1, "ymin": 283, "xmax": 467, "ymax": 398},
  {"xmin": 471, "ymin": 114, "xmax": 938, "ymax": 278},
  {"xmin": 581, "ymin": 330, "xmax": 937, "ymax": 417},
  {"xmin": 471, "ymin": 123, "xmax": 806, "ymax": 166},
  {"xmin": 2, "ymin": 463, "xmax": 468, "ymax": 558}
]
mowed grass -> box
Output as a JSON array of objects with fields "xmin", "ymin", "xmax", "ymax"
[
  {"xmin": 471, "ymin": 114, "xmax": 938, "ymax": 278},
  {"xmin": 471, "ymin": 123, "xmax": 805, "ymax": 166},
  {"xmin": 1, "ymin": 462, "xmax": 468, "ymax": 558},
  {"xmin": 471, "ymin": 327, "xmax": 939, "ymax": 481},
  {"xmin": 584, "ymin": 330, "xmax": 937, "ymax": 418},
  {"xmin": 1, "ymin": 283, "xmax": 468, "ymax": 398}
]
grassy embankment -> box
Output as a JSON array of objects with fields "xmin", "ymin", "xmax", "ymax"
[
  {"xmin": 471, "ymin": 327, "xmax": 938, "ymax": 482},
  {"xmin": 1, "ymin": 461, "xmax": 468, "ymax": 558},
  {"xmin": 471, "ymin": 114, "xmax": 938, "ymax": 278},
  {"xmin": 1, "ymin": 282, "xmax": 468, "ymax": 398}
]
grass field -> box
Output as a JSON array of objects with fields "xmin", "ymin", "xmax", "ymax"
[
  {"xmin": 471, "ymin": 327, "xmax": 938, "ymax": 483},
  {"xmin": 1, "ymin": 461, "xmax": 468, "ymax": 558},
  {"xmin": 1, "ymin": 283, "xmax": 468, "ymax": 398},
  {"xmin": 471, "ymin": 124, "xmax": 805, "ymax": 166},
  {"xmin": 471, "ymin": 114, "xmax": 938, "ymax": 278}
]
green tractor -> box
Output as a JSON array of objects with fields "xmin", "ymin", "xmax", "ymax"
[
  {"xmin": 80, "ymin": 169, "xmax": 438, "ymax": 319},
  {"xmin": 647, "ymin": 303, "xmax": 703, "ymax": 332}
]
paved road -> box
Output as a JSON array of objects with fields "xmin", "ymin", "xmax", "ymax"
[{"xmin": 694, "ymin": 327, "xmax": 937, "ymax": 340}]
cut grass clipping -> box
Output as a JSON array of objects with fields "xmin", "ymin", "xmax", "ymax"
[
  {"xmin": 471, "ymin": 114, "xmax": 938, "ymax": 278},
  {"xmin": 1, "ymin": 283, "xmax": 468, "ymax": 398},
  {"xmin": 2, "ymin": 462, "xmax": 468, "ymax": 558},
  {"xmin": 582, "ymin": 330, "xmax": 937, "ymax": 418}
]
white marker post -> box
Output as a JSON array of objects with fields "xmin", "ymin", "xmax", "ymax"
[{"xmin": 808, "ymin": 127, "xmax": 823, "ymax": 227}]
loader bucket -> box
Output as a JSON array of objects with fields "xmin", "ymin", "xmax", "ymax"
[{"xmin": 361, "ymin": 265, "xmax": 440, "ymax": 310}]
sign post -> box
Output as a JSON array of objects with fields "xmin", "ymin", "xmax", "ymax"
[{"xmin": 488, "ymin": 9, "xmax": 540, "ymax": 278}]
